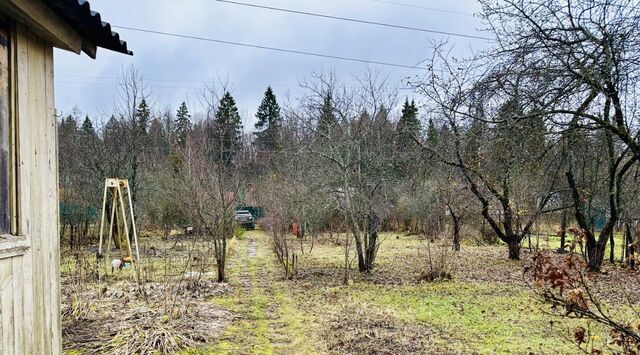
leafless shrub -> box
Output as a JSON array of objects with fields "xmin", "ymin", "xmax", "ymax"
[
  {"xmin": 172, "ymin": 139, "xmax": 241, "ymax": 282},
  {"xmin": 418, "ymin": 240, "xmax": 454, "ymax": 282},
  {"xmin": 258, "ymin": 180, "xmax": 300, "ymax": 279}
]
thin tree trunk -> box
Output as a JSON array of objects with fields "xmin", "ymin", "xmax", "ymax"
[
  {"xmin": 558, "ymin": 210, "xmax": 567, "ymax": 253},
  {"xmin": 217, "ymin": 260, "xmax": 225, "ymax": 282},
  {"xmin": 449, "ymin": 207, "xmax": 461, "ymax": 251},
  {"xmin": 70, "ymin": 224, "xmax": 75, "ymax": 250},
  {"xmin": 343, "ymin": 233, "xmax": 350, "ymax": 285},
  {"xmin": 60, "ymin": 223, "xmax": 67, "ymax": 241},
  {"xmin": 83, "ymin": 219, "xmax": 89, "ymax": 241},
  {"xmin": 609, "ymin": 231, "xmax": 615, "ymax": 263},
  {"xmin": 353, "ymin": 232, "xmax": 366, "ymax": 272},
  {"xmin": 625, "ymin": 222, "xmax": 635, "ymax": 269}
]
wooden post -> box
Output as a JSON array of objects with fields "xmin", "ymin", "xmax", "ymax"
[
  {"xmin": 124, "ymin": 180, "xmax": 140, "ymax": 262},
  {"xmin": 105, "ymin": 187, "xmax": 117, "ymax": 268},
  {"xmin": 97, "ymin": 181, "xmax": 108, "ymax": 256},
  {"xmin": 116, "ymin": 182, "xmax": 133, "ymax": 260}
]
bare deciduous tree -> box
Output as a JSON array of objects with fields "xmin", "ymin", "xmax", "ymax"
[{"xmin": 413, "ymin": 45, "xmax": 564, "ymax": 260}]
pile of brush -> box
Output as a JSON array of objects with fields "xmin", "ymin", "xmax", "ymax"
[{"xmin": 62, "ymin": 279, "xmax": 234, "ymax": 354}]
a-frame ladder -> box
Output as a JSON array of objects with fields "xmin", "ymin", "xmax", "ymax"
[{"xmin": 97, "ymin": 178, "xmax": 140, "ymax": 278}]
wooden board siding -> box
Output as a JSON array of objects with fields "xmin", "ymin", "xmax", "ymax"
[{"xmin": 0, "ymin": 22, "xmax": 61, "ymax": 355}]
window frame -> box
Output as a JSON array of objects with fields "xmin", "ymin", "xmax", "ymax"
[{"xmin": 0, "ymin": 14, "xmax": 27, "ymax": 258}]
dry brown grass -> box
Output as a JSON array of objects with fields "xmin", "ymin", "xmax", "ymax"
[{"xmin": 61, "ymin": 238, "xmax": 235, "ymax": 354}]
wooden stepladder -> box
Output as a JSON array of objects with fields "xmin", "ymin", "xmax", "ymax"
[{"xmin": 97, "ymin": 178, "xmax": 140, "ymax": 277}]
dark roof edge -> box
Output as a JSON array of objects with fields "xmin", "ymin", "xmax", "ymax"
[{"xmin": 42, "ymin": 0, "xmax": 132, "ymax": 57}]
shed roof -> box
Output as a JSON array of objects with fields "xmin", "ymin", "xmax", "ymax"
[{"xmin": 42, "ymin": 0, "xmax": 132, "ymax": 57}]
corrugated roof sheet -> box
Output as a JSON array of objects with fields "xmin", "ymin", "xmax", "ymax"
[{"xmin": 42, "ymin": 0, "xmax": 132, "ymax": 57}]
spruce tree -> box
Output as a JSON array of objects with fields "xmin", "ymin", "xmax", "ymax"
[
  {"xmin": 129, "ymin": 99, "xmax": 151, "ymax": 211},
  {"xmin": 135, "ymin": 98, "xmax": 150, "ymax": 136},
  {"xmin": 316, "ymin": 93, "xmax": 337, "ymax": 138},
  {"xmin": 175, "ymin": 101, "xmax": 191, "ymax": 148},
  {"xmin": 59, "ymin": 114, "xmax": 79, "ymax": 137},
  {"xmin": 254, "ymin": 87, "xmax": 282, "ymax": 152},
  {"xmin": 396, "ymin": 99, "xmax": 420, "ymax": 149},
  {"xmin": 81, "ymin": 115, "xmax": 95, "ymax": 135},
  {"xmin": 213, "ymin": 91, "xmax": 243, "ymax": 165},
  {"xmin": 80, "ymin": 115, "xmax": 98, "ymax": 149}
]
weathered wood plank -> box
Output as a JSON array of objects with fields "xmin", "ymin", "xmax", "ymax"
[
  {"xmin": 20, "ymin": 249, "xmax": 33, "ymax": 354},
  {"xmin": 44, "ymin": 37, "xmax": 61, "ymax": 354},
  {"xmin": 25, "ymin": 28, "xmax": 46, "ymax": 354},
  {"xmin": 12, "ymin": 256, "xmax": 24, "ymax": 354},
  {"xmin": 15, "ymin": 24, "xmax": 29, "ymax": 238},
  {"xmin": 0, "ymin": 257, "xmax": 15, "ymax": 353},
  {"xmin": 14, "ymin": 24, "xmax": 34, "ymax": 354},
  {"xmin": 0, "ymin": 243, "xmax": 28, "ymax": 258},
  {"xmin": 0, "ymin": 260, "xmax": 3, "ymax": 351}
]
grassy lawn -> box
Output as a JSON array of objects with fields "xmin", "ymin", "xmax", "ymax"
[
  {"xmin": 62, "ymin": 230, "xmax": 635, "ymax": 354},
  {"xmin": 203, "ymin": 231, "xmax": 321, "ymax": 354},
  {"xmin": 196, "ymin": 231, "xmax": 631, "ymax": 354}
]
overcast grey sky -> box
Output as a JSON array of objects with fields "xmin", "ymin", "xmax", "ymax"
[{"xmin": 54, "ymin": 0, "xmax": 488, "ymax": 128}]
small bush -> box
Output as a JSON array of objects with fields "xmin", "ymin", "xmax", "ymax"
[{"xmin": 418, "ymin": 240, "xmax": 454, "ymax": 282}]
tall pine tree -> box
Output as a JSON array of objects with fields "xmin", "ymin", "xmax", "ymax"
[
  {"xmin": 254, "ymin": 87, "xmax": 282, "ymax": 152},
  {"xmin": 396, "ymin": 99, "xmax": 420, "ymax": 149},
  {"xmin": 135, "ymin": 98, "xmax": 150, "ymax": 137},
  {"xmin": 175, "ymin": 101, "xmax": 191, "ymax": 148},
  {"xmin": 129, "ymin": 99, "xmax": 151, "ymax": 212},
  {"xmin": 394, "ymin": 99, "xmax": 421, "ymax": 176},
  {"xmin": 212, "ymin": 91, "xmax": 243, "ymax": 165},
  {"xmin": 426, "ymin": 118, "xmax": 439, "ymax": 148},
  {"xmin": 79, "ymin": 115, "xmax": 100, "ymax": 158},
  {"xmin": 80, "ymin": 115, "xmax": 95, "ymax": 135},
  {"xmin": 316, "ymin": 93, "xmax": 337, "ymax": 139}
]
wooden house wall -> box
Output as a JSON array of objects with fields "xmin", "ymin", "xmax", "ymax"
[{"xmin": 0, "ymin": 22, "xmax": 61, "ymax": 354}]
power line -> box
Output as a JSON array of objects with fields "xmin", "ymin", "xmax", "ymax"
[
  {"xmin": 54, "ymin": 78, "xmax": 414, "ymax": 91},
  {"xmin": 54, "ymin": 80, "xmax": 287, "ymax": 93},
  {"xmin": 55, "ymin": 74, "xmax": 419, "ymax": 90},
  {"xmin": 112, "ymin": 25, "xmax": 426, "ymax": 70},
  {"xmin": 366, "ymin": 0, "xmax": 476, "ymax": 17},
  {"xmin": 212, "ymin": 0, "xmax": 490, "ymax": 40},
  {"xmin": 56, "ymin": 74, "xmax": 299, "ymax": 88}
]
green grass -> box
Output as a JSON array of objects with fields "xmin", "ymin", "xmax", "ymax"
[
  {"xmin": 280, "ymin": 232, "xmax": 623, "ymax": 354},
  {"xmin": 348, "ymin": 282, "xmax": 578, "ymax": 353},
  {"xmin": 206, "ymin": 231, "xmax": 318, "ymax": 354},
  {"xmin": 65, "ymin": 230, "xmax": 631, "ymax": 354}
]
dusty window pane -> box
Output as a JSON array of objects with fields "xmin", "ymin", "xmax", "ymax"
[{"xmin": 0, "ymin": 19, "xmax": 9, "ymax": 234}]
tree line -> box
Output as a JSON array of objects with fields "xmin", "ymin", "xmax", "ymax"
[{"xmin": 58, "ymin": 0, "xmax": 640, "ymax": 281}]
